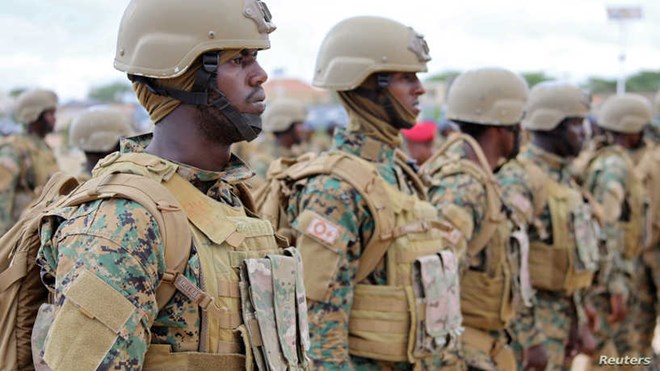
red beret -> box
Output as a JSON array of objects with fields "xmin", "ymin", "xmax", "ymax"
[{"xmin": 402, "ymin": 121, "xmax": 436, "ymax": 142}]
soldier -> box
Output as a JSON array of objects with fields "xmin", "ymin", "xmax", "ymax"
[
  {"xmin": 34, "ymin": 0, "xmax": 310, "ymax": 369},
  {"xmin": 258, "ymin": 16, "xmax": 462, "ymax": 369},
  {"xmin": 68, "ymin": 106, "xmax": 134, "ymax": 179},
  {"xmin": 421, "ymin": 67, "xmax": 547, "ymax": 370},
  {"xmin": 496, "ymin": 82, "xmax": 599, "ymax": 369},
  {"xmin": 0, "ymin": 89, "xmax": 59, "ymax": 235},
  {"xmin": 401, "ymin": 120, "xmax": 436, "ymax": 166},
  {"xmin": 579, "ymin": 94, "xmax": 652, "ymax": 364},
  {"xmin": 250, "ymin": 98, "xmax": 307, "ymax": 181},
  {"xmin": 633, "ymin": 90, "xmax": 660, "ymax": 362}
]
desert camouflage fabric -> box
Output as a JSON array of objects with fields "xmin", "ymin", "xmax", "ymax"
[
  {"xmin": 36, "ymin": 134, "xmax": 254, "ymax": 369},
  {"xmin": 497, "ymin": 143, "xmax": 585, "ymax": 370},
  {"xmin": 284, "ymin": 128, "xmax": 440, "ymax": 369},
  {"xmin": 0, "ymin": 134, "xmax": 59, "ymax": 235}
]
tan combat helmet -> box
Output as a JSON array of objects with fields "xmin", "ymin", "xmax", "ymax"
[
  {"xmin": 14, "ymin": 89, "xmax": 58, "ymax": 125},
  {"xmin": 597, "ymin": 94, "xmax": 652, "ymax": 134},
  {"xmin": 522, "ymin": 82, "xmax": 590, "ymax": 131},
  {"xmin": 69, "ymin": 107, "xmax": 134, "ymax": 152},
  {"xmin": 114, "ymin": 0, "xmax": 275, "ymax": 78},
  {"xmin": 312, "ymin": 16, "xmax": 431, "ymax": 91},
  {"xmin": 114, "ymin": 0, "xmax": 276, "ymax": 142},
  {"xmin": 447, "ymin": 68, "xmax": 528, "ymax": 126},
  {"xmin": 262, "ymin": 98, "xmax": 307, "ymax": 133}
]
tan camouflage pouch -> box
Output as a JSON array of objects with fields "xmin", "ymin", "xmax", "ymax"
[
  {"xmin": 239, "ymin": 248, "xmax": 309, "ymax": 370},
  {"xmin": 572, "ymin": 203, "xmax": 599, "ymax": 273},
  {"xmin": 411, "ymin": 250, "xmax": 463, "ymax": 358}
]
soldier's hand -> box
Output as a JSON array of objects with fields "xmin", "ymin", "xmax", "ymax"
[
  {"xmin": 584, "ymin": 302, "xmax": 599, "ymax": 332},
  {"xmin": 607, "ymin": 293, "xmax": 627, "ymax": 324},
  {"xmin": 523, "ymin": 344, "xmax": 549, "ymax": 371},
  {"xmin": 577, "ymin": 323, "xmax": 597, "ymax": 356}
]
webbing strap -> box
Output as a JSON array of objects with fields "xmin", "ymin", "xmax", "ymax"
[
  {"xmin": 349, "ymin": 318, "xmax": 408, "ymax": 334},
  {"xmin": 217, "ymin": 280, "xmax": 241, "ymax": 298},
  {"xmin": 285, "ymin": 152, "xmax": 397, "ymax": 283},
  {"xmin": 352, "ymin": 295, "xmax": 409, "ymax": 312},
  {"xmin": 424, "ymin": 134, "xmax": 505, "ymax": 257},
  {"xmin": 348, "ymin": 337, "xmax": 407, "ymax": 357},
  {"xmin": 0, "ymin": 251, "xmax": 27, "ymax": 292},
  {"xmin": 143, "ymin": 344, "xmax": 246, "ymax": 371},
  {"xmin": 65, "ymin": 172, "xmax": 192, "ymax": 311}
]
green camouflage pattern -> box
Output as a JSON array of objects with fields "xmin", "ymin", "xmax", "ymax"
[
  {"xmin": 0, "ymin": 133, "xmax": 59, "ymax": 235},
  {"xmin": 36, "ymin": 133, "xmax": 254, "ymax": 369},
  {"xmin": 498, "ymin": 144, "xmax": 593, "ymax": 369},
  {"xmin": 285, "ymin": 128, "xmax": 438, "ymax": 369},
  {"xmin": 426, "ymin": 142, "xmax": 487, "ymax": 248},
  {"xmin": 580, "ymin": 144, "xmax": 641, "ymax": 360},
  {"xmin": 425, "ymin": 141, "xmax": 518, "ymax": 370}
]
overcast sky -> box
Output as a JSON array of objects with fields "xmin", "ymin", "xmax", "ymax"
[{"xmin": 1, "ymin": 0, "xmax": 659, "ymax": 101}]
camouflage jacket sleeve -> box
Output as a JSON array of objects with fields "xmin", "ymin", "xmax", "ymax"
[
  {"xmin": 427, "ymin": 172, "xmax": 486, "ymax": 265},
  {"xmin": 37, "ymin": 198, "xmax": 165, "ymax": 370},
  {"xmin": 286, "ymin": 174, "xmax": 372, "ymax": 369},
  {"xmin": 584, "ymin": 154, "xmax": 630, "ymax": 298},
  {"xmin": 496, "ymin": 162, "xmax": 546, "ymax": 348},
  {"xmin": 496, "ymin": 160, "xmax": 536, "ymax": 226},
  {"xmin": 0, "ymin": 142, "xmax": 22, "ymax": 235}
]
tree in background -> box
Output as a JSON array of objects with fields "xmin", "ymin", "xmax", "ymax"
[
  {"xmin": 88, "ymin": 81, "xmax": 133, "ymax": 103},
  {"xmin": 521, "ymin": 71, "xmax": 554, "ymax": 87}
]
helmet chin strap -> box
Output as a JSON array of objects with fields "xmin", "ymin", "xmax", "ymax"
[
  {"xmin": 128, "ymin": 52, "xmax": 262, "ymax": 142},
  {"xmin": 354, "ymin": 73, "xmax": 414, "ymax": 130}
]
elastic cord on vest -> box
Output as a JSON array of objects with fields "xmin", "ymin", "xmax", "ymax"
[{"xmin": 128, "ymin": 52, "xmax": 262, "ymax": 142}]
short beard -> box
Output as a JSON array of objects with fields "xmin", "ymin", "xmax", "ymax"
[{"xmin": 196, "ymin": 90, "xmax": 244, "ymax": 146}]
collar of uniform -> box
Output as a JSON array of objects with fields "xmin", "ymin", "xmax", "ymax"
[
  {"xmin": 523, "ymin": 143, "xmax": 571, "ymax": 182},
  {"xmin": 120, "ymin": 133, "xmax": 254, "ymax": 194},
  {"xmin": 332, "ymin": 127, "xmax": 396, "ymax": 165}
]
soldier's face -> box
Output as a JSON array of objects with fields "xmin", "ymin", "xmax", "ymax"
[
  {"xmin": 562, "ymin": 117, "xmax": 586, "ymax": 157},
  {"xmin": 215, "ymin": 49, "xmax": 268, "ymax": 115},
  {"xmin": 40, "ymin": 108, "xmax": 56, "ymax": 134},
  {"xmin": 387, "ymin": 72, "xmax": 425, "ymax": 116}
]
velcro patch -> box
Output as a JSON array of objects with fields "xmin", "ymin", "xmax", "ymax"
[{"xmin": 306, "ymin": 215, "xmax": 340, "ymax": 245}]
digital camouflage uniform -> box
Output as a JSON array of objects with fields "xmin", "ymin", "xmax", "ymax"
[
  {"xmin": 423, "ymin": 67, "xmax": 530, "ymax": 371},
  {"xmin": 36, "ymin": 134, "xmax": 257, "ymax": 368},
  {"xmin": 580, "ymin": 94, "xmax": 653, "ymax": 363},
  {"xmin": 0, "ymin": 134, "xmax": 59, "ymax": 235},
  {"xmin": 427, "ymin": 141, "xmax": 534, "ymax": 371},
  {"xmin": 498, "ymin": 144, "xmax": 586, "ymax": 370},
  {"xmin": 582, "ymin": 144, "xmax": 641, "ymax": 360},
  {"xmin": 633, "ymin": 139, "xmax": 659, "ymax": 360},
  {"xmin": 285, "ymin": 128, "xmax": 436, "ymax": 370}
]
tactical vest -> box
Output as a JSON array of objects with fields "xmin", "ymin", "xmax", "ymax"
[
  {"xmin": 519, "ymin": 160, "xmax": 599, "ymax": 295},
  {"xmin": 636, "ymin": 143, "xmax": 659, "ymax": 250},
  {"xmin": 1, "ymin": 135, "xmax": 59, "ymax": 225},
  {"xmin": 421, "ymin": 134, "xmax": 527, "ymax": 332},
  {"xmin": 585, "ymin": 146, "xmax": 649, "ymax": 259},
  {"xmin": 91, "ymin": 153, "xmax": 310, "ymax": 371},
  {"xmin": 258, "ymin": 150, "xmax": 462, "ymax": 364}
]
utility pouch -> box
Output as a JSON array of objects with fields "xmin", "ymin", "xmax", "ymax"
[
  {"xmin": 572, "ymin": 204, "xmax": 599, "ymax": 272},
  {"xmin": 411, "ymin": 250, "xmax": 463, "ymax": 358},
  {"xmin": 240, "ymin": 252, "xmax": 309, "ymax": 370},
  {"xmin": 510, "ymin": 230, "xmax": 534, "ymax": 308}
]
